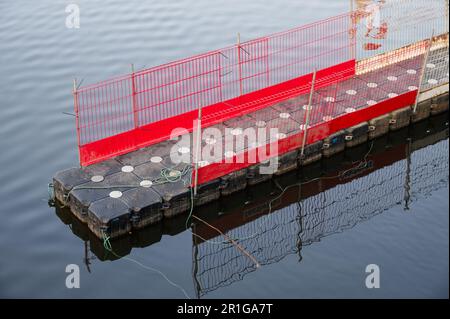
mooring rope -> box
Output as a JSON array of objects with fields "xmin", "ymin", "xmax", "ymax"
[
  {"xmin": 153, "ymin": 164, "xmax": 192, "ymax": 186},
  {"xmin": 101, "ymin": 230, "xmax": 191, "ymax": 299},
  {"xmin": 191, "ymin": 215, "xmax": 261, "ymax": 268}
]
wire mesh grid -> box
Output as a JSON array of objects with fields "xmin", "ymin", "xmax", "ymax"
[{"xmin": 421, "ymin": 35, "xmax": 449, "ymax": 91}]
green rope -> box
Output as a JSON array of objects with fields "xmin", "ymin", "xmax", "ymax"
[
  {"xmin": 102, "ymin": 231, "xmax": 112, "ymax": 251},
  {"xmin": 100, "ymin": 229, "xmax": 190, "ymax": 298},
  {"xmin": 185, "ymin": 169, "xmax": 195, "ymax": 230},
  {"xmin": 153, "ymin": 165, "xmax": 192, "ymax": 186},
  {"xmin": 183, "ymin": 166, "xmax": 236, "ymax": 245}
]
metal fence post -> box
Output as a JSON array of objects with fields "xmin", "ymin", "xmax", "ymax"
[
  {"xmin": 446, "ymin": 0, "xmax": 449, "ymax": 33},
  {"xmin": 237, "ymin": 33, "xmax": 243, "ymax": 96},
  {"xmin": 131, "ymin": 63, "xmax": 139, "ymax": 128},
  {"xmin": 193, "ymin": 105, "xmax": 202, "ymax": 196},
  {"xmin": 265, "ymin": 37, "xmax": 270, "ymax": 87},
  {"xmin": 73, "ymin": 78, "xmax": 81, "ymax": 164},
  {"xmin": 350, "ymin": 0, "xmax": 356, "ymax": 61},
  {"xmin": 300, "ymin": 69, "xmax": 317, "ymax": 158},
  {"xmin": 413, "ymin": 30, "xmax": 434, "ymax": 113}
]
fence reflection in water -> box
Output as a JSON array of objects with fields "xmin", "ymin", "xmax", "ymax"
[{"xmin": 192, "ymin": 135, "xmax": 449, "ymax": 297}]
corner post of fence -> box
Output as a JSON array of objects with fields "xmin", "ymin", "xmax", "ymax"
[
  {"xmin": 193, "ymin": 106, "xmax": 203, "ymax": 196},
  {"xmin": 413, "ymin": 30, "xmax": 434, "ymax": 113},
  {"xmin": 300, "ymin": 69, "xmax": 317, "ymax": 158},
  {"xmin": 72, "ymin": 78, "xmax": 81, "ymax": 165},
  {"xmin": 265, "ymin": 37, "xmax": 270, "ymax": 87},
  {"xmin": 131, "ymin": 63, "xmax": 139, "ymax": 128},
  {"xmin": 349, "ymin": 0, "xmax": 355, "ymax": 58},
  {"xmin": 446, "ymin": 0, "xmax": 449, "ymax": 33},
  {"xmin": 237, "ymin": 32, "xmax": 243, "ymax": 96},
  {"xmin": 217, "ymin": 52, "xmax": 224, "ymax": 102},
  {"xmin": 349, "ymin": 0, "xmax": 356, "ymax": 60}
]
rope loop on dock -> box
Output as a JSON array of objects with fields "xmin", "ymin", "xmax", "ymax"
[{"xmin": 153, "ymin": 165, "xmax": 192, "ymax": 186}]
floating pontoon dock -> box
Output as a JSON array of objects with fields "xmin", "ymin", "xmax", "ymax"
[{"xmin": 53, "ymin": 0, "xmax": 449, "ymax": 239}]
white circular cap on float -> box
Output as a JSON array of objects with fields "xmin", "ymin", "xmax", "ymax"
[
  {"xmin": 426, "ymin": 63, "xmax": 436, "ymax": 69},
  {"xmin": 407, "ymin": 69, "xmax": 417, "ymax": 75},
  {"xmin": 91, "ymin": 175, "xmax": 104, "ymax": 183},
  {"xmin": 323, "ymin": 115, "xmax": 333, "ymax": 121},
  {"xmin": 279, "ymin": 112, "xmax": 291, "ymax": 119},
  {"xmin": 178, "ymin": 146, "xmax": 190, "ymax": 154},
  {"xmin": 121, "ymin": 165, "xmax": 134, "ymax": 173},
  {"xmin": 345, "ymin": 107, "xmax": 356, "ymax": 113},
  {"xmin": 324, "ymin": 97, "xmax": 335, "ymax": 102},
  {"xmin": 387, "ymin": 76, "xmax": 398, "ymax": 81},
  {"xmin": 140, "ymin": 180, "xmax": 153, "ymax": 188},
  {"xmin": 109, "ymin": 191, "xmax": 123, "ymax": 198},
  {"xmin": 408, "ymin": 86, "xmax": 418, "ymax": 91},
  {"xmin": 168, "ymin": 170, "xmax": 180, "ymax": 178},
  {"xmin": 302, "ymin": 105, "xmax": 312, "ymax": 111},
  {"xmin": 366, "ymin": 100, "xmax": 377, "ymax": 106},
  {"xmin": 299, "ymin": 124, "xmax": 310, "ymax": 130},
  {"xmin": 150, "ymin": 156, "xmax": 163, "ymax": 163},
  {"xmin": 367, "ymin": 82, "xmax": 378, "ymax": 88},
  {"xmin": 388, "ymin": 92, "xmax": 398, "ymax": 98},
  {"xmin": 427, "ymin": 79, "xmax": 438, "ymax": 85},
  {"xmin": 346, "ymin": 89, "xmax": 357, "ymax": 95}
]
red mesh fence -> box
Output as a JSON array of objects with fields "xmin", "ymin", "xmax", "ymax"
[{"xmin": 75, "ymin": 13, "xmax": 356, "ymax": 165}]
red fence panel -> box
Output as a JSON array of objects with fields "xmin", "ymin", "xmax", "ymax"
[{"xmin": 75, "ymin": 12, "xmax": 356, "ymax": 166}]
